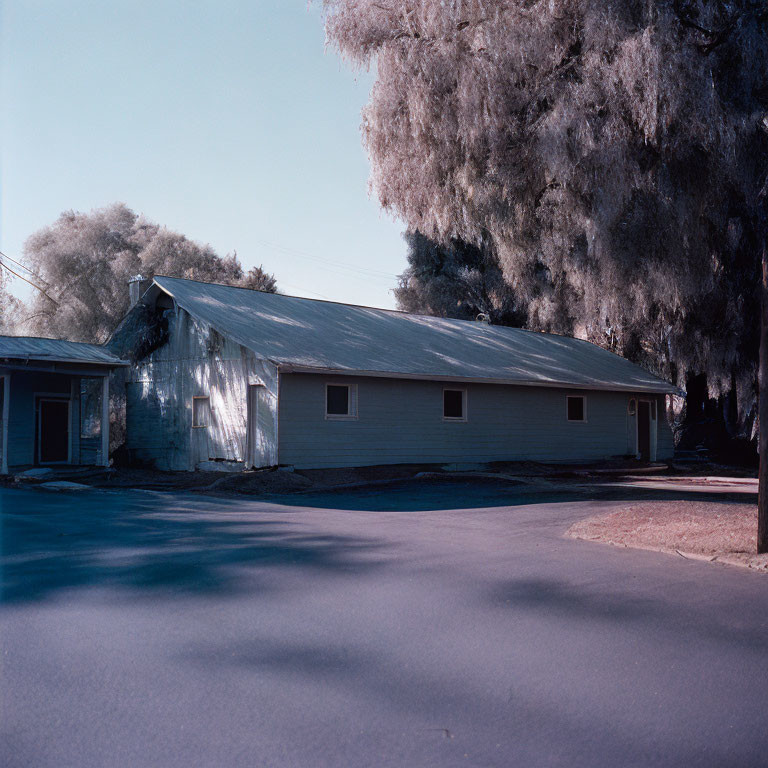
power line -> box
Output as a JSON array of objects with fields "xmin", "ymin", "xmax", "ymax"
[
  {"xmin": 0, "ymin": 251, "xmax": 59, "ymax": 306},
  {"xmin": 277, "ymin": 281, "xmax": 335, "ymax": 301},
  {"xmin": 252, "ymin": 237, "xmax": 400, "ymax": 281},
  {"xmin": 0, "ymin": 249, "xmax": 39, "ymax": 278}
]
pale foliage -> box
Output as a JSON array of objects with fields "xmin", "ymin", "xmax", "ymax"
[
  {"xmin": 0, "ymin": 272, "xmax": 21, "ymax": 334},
  {"xmin": 325, "ymin": 0, "xmax": 768, "ymax": 436},
  {"xmin": 20, "ymin": 204, "xmax": 277, "ymax": 343}
]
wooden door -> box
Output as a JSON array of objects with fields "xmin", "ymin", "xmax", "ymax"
[{"xmin": 247, "ymin": 385, "xmax": 274, "ymax": 468}]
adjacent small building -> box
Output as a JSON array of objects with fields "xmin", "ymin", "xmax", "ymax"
[
  {"xmin": 109, "ymin": 276, "xmax": 678, "ymax": 472},
  {"xmin": 0, "ymin": 337, "xmax": 128, "ymax": 474}
]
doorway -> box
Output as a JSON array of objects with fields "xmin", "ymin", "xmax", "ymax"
[
  {"xmin": 38, "ymin": 398, "xmax": 70, "ymax": 464},
  {"xmin": 637, "ymin": 401, "xmax": 651, "ymax": 461},
  {"xmin": 246, "ymin": 385, "xmax": 274, "ymax": 468}
]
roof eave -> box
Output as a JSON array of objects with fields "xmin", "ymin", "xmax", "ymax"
[
  {"xmin": 0, "ymin": 356, "xmax": 129, "ymax": 367},
  {"xmin": 276, "ymin": 363, "xmax": 680, "ymax": 395}
]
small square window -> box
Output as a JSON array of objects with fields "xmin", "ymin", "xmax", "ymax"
[
  {"xmin": 326, "ymin": 384, "xmax": 357, "ymax": 419},
  {"xmin": 567, "ymin": 395, "xmax": 586, "ymax": 422},
  {"xmin": 192, "ymin": 396, "xmax": 210, "ymax": 427},
  {"xmin": 443, "ymin": 389, "xmax": 466, "ymax": 420}
]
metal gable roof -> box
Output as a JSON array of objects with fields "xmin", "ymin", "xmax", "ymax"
[
  {"xmin": 150, "ymin": 275, "xmax": 677, "ymax": 394},
  {"xmin": 0, "ymin": 335, "xmax": 128, "ymax": 367}
]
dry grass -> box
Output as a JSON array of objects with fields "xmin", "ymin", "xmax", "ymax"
[{"xmin": 568, "ymin": 501, "xmax": 768, "ymax": 572}]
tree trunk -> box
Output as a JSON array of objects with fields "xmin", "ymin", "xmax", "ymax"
[{"xmin": 758, "ymin": 244, "xmax": 768, "ymax": 554}]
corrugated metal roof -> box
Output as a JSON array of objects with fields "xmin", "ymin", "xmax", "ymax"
[
  {"xmin": 151, "ymin": 276, "xmax": 677, "ymax": 394},
  {"xmin": 0, "ymin": 335, "xmax": 128, "ymax": 367}
]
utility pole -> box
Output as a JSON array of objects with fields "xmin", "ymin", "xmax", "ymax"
[{"xmin": 759, "ymin": 240, "xmax": 768, "ymax": 554}]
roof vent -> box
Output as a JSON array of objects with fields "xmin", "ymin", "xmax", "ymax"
[{"xmin": 476, "ymin": 312, "xmax": 491, "ymax": 324}]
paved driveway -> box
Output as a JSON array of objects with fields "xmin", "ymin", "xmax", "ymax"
[{"xmin": 1, "ymin": 480, "xmax": 767, "ymax": 768}]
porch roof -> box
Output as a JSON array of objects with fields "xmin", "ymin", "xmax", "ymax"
[{"xmin": 0, "ymin": 335, "xmax": 128, "ymax": 368}]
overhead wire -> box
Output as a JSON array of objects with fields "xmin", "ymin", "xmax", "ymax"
[
  {"xmin": 0, "ymin": 249, "xmax": 39, "ymax": 276},
  {"xmin": 0, "ymin": 250, "xmax": 60, "ymax": 306},
  {"xmin": 251, "ymin": 237, "xmax": 400, "ymax": 282}
]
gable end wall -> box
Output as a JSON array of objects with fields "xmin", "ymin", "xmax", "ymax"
[{"xmin": 121, "ymin": 307, "xmax": 278, "ymax": 471}]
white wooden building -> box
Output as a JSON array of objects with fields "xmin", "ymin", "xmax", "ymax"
[{"xmin": 109, "ymin": 276, "xmax": 678, "ymax": 471}]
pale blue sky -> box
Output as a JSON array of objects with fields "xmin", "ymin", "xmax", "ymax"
[{"xmin": 1, "ymin": 0, "xmax": 406, "ymax": 308}]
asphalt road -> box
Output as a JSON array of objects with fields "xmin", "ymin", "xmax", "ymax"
[{"xmin": 1, "ymin": 480, "xmax": 767, "ymax": 768}]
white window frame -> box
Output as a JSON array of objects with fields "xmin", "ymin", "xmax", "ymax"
[
  {"xmin": 443, "ymin": 387, "xmax": 468, "ymax": 422},
  {"xmin": 325, "ymin": 383, "xmax": 358, "ymax": 420},
  {"xmin": 192, "ymin": 396, "xmax": 210, "ymax": 428},
  {"xmin": 566, "ymin": 394, "xmax": 587, "ymax": 423}
]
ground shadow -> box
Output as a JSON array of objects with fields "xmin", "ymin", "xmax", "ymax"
[
  {"xmin": 263, "ymin": 476, "xmax": 756, "ymax": 512},
  {"xmin": 2, "ymin": 478, "xmax": 756, "ymax": 606},
  {"xmin": 487, "ymin": 575, "xmax": 768, "ymax": 653},
  {"xmin": 263, "ymin": 478, "xmax": 585, "ymax": 512},
  {"xmin": 0, "ymin": 488, "xmax": 383, "ymax": 605}
]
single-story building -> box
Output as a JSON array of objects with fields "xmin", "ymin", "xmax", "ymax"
[
  {"xmin": 108, "ymin": 275, "xmax": 679, "ymax": 472},
  {"xmin": 0, "ymin": 336, "xmax": 129, "ymax": 474}
]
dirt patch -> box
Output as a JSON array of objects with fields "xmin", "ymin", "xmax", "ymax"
[
  {"xmin": 90, "ymin": 468, "xmax": 228, "ymax": 490},
  {"xmin": 568, "ymin": 501, "xmax": 768, "ymax": 572}
]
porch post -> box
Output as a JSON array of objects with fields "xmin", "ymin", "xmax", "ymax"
[
  {"xmin": 101, "ymin": 375, "xmax": 110, "ymax": 467},
  {"xmin": 1, "ymin": 373, "xmax": 9, "ymax": 475}
]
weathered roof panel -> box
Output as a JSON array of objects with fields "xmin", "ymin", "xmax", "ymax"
[
  {"xmin": 151, "ymin": 276, "xmax": 677, "ymax": 394},
  {"xmin": 0, "ymin": 335, "xmax": 128, "ymax": 367}
]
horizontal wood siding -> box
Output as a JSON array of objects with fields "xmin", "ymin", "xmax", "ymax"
[
  {"xmin": 5, "ymin": 371, "xmax": 72, "ymax": 469},
  {"xmin": 278, "ymin": 374, "xmax": 671, "ymax": 468},
  {"xmin": 79, "ymin": 437, "xmax": 101, "ymax": 465}
]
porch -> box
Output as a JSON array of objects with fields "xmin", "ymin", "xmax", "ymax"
[{"xmin": 0, "ymin": 337, "xmax": 128, "ymax": 474}]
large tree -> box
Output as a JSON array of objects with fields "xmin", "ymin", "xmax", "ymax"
[
  {"xmin": 19, "ymin": 203, "xmax": 277, "ymax": 343},
  {"xmin": 324, "ymin": 0, "xmax": 768, "ymax": 549},
  {"xmin": 395, "ymin": 230, "xmax": 524, "ymax": 324}
]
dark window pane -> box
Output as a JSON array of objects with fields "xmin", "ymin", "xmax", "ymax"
[
  {"xmin": 444, "ymin": 390, "xmax": 464, "ymax": 419},
  {"xmin": 567, "ymin": 396, "xmax": 585, "ymax": 421},
  {"xmin": 327, "ymin": 385, "xmax": 349, "ymax": 415}
]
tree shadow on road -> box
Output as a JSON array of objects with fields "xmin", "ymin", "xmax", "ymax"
[
  {"xmin": 486, "ymin": 575, "xmax": 768, "ymax": 653},
  {"xmin": 0, "ymin": 488, "xmax": 383, "ymax": 605},
  {"xmin": 264, "ymin": 478, "xmax": 586, "ymax": 512},
  {"xmin": 264, "ymin": 476, "xmax": 757, "ymax": 513}
]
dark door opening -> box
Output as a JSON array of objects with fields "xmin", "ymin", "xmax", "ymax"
[
  {"xmin": 38, "ymin": 399, "xmax": 70, "ymax": 464},
  {"xmin": 637, "ymin": 400, "xmax": 651, "ymax": 461}
]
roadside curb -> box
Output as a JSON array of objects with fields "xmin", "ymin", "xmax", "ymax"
[{"xmin": 568, "ymin": 533, "xmax": 768, "ymax": 574}]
